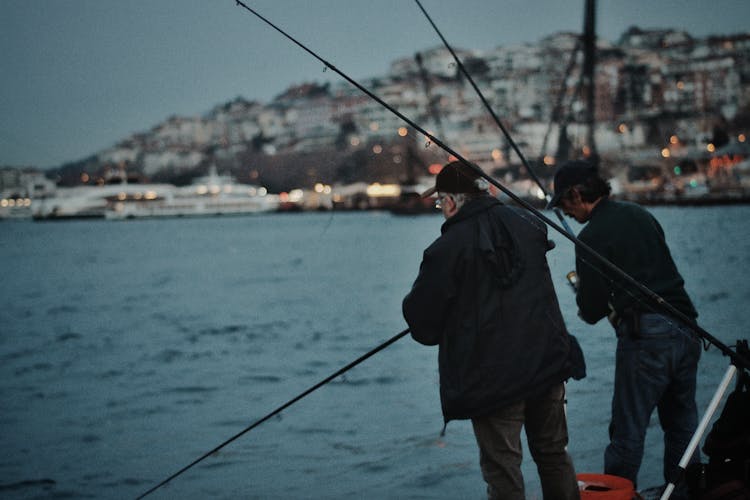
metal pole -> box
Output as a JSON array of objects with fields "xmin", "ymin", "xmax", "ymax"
[{"xmin": 660, "ymin": 364, "xmax": 738, "ymax": 500}]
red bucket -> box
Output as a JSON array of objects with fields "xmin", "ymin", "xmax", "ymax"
[{"xmin": 577, "ymin": 473, "xmax": 635, "ymax": 499}]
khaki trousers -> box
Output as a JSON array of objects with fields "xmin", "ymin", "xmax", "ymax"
[{"xmin": 471, "ymin": 383, "xmax": 580, "ymax": 500}]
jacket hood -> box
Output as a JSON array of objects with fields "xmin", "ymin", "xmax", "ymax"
[{"xmin": 443, "ymin": 196, "xmax": 524, "ymax": 289}]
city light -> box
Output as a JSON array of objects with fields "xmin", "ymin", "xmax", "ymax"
[
  {"xmin": 372, "ymin": 144, "xmax": 382, "ymax": 154},
  {"xmin": 670, "ymin": 135, "xmax": 679, "ymax": 145},
  {"xmin": 661, "ymin": 148, "xmax": 671, "ymax": 158},
  {"xmin": 397, "ymin": 127, "xmax": 408, "ymax": 137},
  {"xmin": 366, "ymin": 183, "xmax": 400, "ymax": 197},
  {"xmin": 706, "ymin": 143, "xmax": 716, "ymax": 153}
]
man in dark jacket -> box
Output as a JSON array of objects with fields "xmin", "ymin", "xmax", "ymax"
[
  {"xmin": 548, "ymin": 160, "xmax": 701, "ymax": 499},
  {"xmin": 403, "ymin": 161, "xmax": 582, "ymax": 500}
]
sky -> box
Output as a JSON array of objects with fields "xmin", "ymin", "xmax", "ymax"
[{"xmin": 2, "ymin": 0, "xmax": 749, "ymax": 170}]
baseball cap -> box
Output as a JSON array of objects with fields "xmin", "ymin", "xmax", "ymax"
[
  {"xmin": 421, "ymin": 161, "xmax": 487, "ymax": 197},
  {"xmin": 547, "ymin": 160, "xmax": 597, "ymax": 208}
]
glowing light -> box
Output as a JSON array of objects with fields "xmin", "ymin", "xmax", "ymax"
[
  {"xmin": 369, "ymin": 122, "xmax": 379, "ymax": 132},
  {"xmin": 209, "ymin": 185, "xmax": 221, "ymax": 195},
  {"xmin": 81, "ymin": 173, "xmax": 90, "ymax": 183},
  {"xmin": 661, "ymin": 148, "xmax": 671, "ymax": 158},
  {"xmin": 397, "ymin": 127, "xmax": 408, "ymax": 137},
  {"xmin": 258, "ymin": 187, "xmax": 267, "ymax": 196},
  {"xmin": 428, "ymin": 163, "xmax": 443, "ymax": 175},
  {"xmin": 617, "ymin": 123, "xmax": 628, "ymax": 133},
  {"xmin": 196, "ymin": 185, "xmax": 208, "ymax": 195},
  {"xmin": 670, "ymin": 135, "xmax": 679, "ymax": 145},
  {"xmin": 145, "ymin": 191, "xmax": 158, "ymax": 200},
  {"xmin": 706, "ymin": 143, "xmax": 716, "ymax": 153},
  {"xmin": 739, "ymin": 134, "xmax": 746, "ymax": 143},
  {"xmin": 0, "ymin": 199, "xmax": 7, "ymax": 208},
  {"xmin": 543, "ymin": 155, "xmax": 555, "ymax": 166},
  {"xmin": 372, "ymin": 144, "xmax": 382, "ymax": 154},
  {"xmin": 582, "ymin": 146, "xmax": 591, "ymax": 156},
  {"xmin": 674, "ymin": 166, "xmax": 682, "ymax": 175},
  {"xmin": 491, "ymin": 148, "xmax": 503, "ymax": 161},
  {"xmin": 366, "ymin": 183, "xmax": 401, "ymax": 197},
  {"xmin": 117, "ymin": 192, "xmax": 127, "ymax": 201},
  {"xmin": 676, "ymin": 81, "xmax": 685, "ymax": 90},
  {"xmin": 314, "ymin": 183, "xmax": 324, "ymax": 193},
  {"xmin": 288, "ymin": 189, "xmax": 304, "ymax": 202},
  {"xmin": 350, "ymin": 137, "xmax": 360, "ymax": 146}
]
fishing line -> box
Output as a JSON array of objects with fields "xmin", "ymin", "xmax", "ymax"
[
  {"xmin": 411, "ymin": 0, "xmax": 689, "ymax": 327},
  {"xmin": 136, "ymin": 328, "xmax": 410, "ymax": 499},
  {"xmin": 231, "ymin": 0, "xmax": 745, "ymax": 370},
  {"xmin": 413, "ymin": 0, "xmax": 574, "ymax": 235},
  {"xmin": 140, "ymin": 2, "xmax": 746, "ymax": 495}
]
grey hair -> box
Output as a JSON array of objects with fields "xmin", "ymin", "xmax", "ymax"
[{"xmin": 438, "ymin": 191, "xmax": 484, "ymax": 211}]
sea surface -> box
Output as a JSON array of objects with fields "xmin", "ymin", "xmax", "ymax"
[{"xmin": 1, "ymin": 206, "xmax": 748, "ymax": 499}]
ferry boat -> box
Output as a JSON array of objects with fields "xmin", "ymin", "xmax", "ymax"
[
  {"xmin": 104, "ymin": 167, "xmax": 279, "ymax": 220},
  {"xmin": 32, "ymin": 181, "xmax": 175, "ymax": 220}
]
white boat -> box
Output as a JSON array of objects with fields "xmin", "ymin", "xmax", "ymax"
[
  {"xmin": 32, "ymin": 182, "xmax": 175, "ymax": 220},
  {"xmin": 104, "ymin": 167, "xmax": 279, "ymax": 220}
]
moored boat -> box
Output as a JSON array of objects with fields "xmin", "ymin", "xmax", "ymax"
[{"xmin": 104, "ymin": 166, "xmax": 279, "ymax": 219}]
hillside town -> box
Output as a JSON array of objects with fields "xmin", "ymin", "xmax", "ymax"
[{"xmin": 2, "ymin": 27, "xmax": 750, "ymax": 219}]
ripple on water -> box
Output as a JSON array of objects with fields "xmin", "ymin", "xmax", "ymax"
[{"xmin": 238, "ymin": 374, "xmax": 283, "ymax": 384}]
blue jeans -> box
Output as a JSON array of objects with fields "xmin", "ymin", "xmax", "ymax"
[{"xmin": 605, "ymin": 313, "xmax": 701, "ymax": 496}]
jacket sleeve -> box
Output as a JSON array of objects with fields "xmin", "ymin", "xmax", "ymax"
[
  {"xmin": 575, "ymin": 237, "xmax": 611, "ymax": 324},
  {"xmin": 402, "ymin": 241, "xmax": 457, "ymax": 346}
]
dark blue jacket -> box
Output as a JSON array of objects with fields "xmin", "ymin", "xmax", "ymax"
[
  {"xmin": 403, "ymin": 196, "xmax": 583, "ymax": 421},
  {"xmin": 575, "ymin": 198, "xmax": 697, "ymax": 324}
]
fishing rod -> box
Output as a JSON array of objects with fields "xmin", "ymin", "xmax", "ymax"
[
  {"xmin": 136, "ymin": 328, "xmax": 410, "ymax": 499},
  {"xmin": 410, "ymin": 1, "xmax": 745, "ymax": 366},
  {"xmin": 413, "ymin": 0, "xmax": 575, "ymax": 236},
  {"xmin": 232, "ymin": 0, "xmax": 748, "ymax": 372}
]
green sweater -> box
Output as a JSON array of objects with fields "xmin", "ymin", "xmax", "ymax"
[{"xmin": 575, "ymin": 198, "xmax": 697, "ymax": 324}]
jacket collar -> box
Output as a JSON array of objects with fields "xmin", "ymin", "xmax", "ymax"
[{"xmin": 441, "ymin": 195, "xmax": 501, "ymax": 234}]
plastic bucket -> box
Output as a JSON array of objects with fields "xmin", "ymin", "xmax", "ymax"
[{"xmin": 577, "ymin": 473, "xmax": 635, "ymax": 499}]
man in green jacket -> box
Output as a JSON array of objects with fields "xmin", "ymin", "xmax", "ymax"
[{"xmin": 548, "ymin": 160, "xmax": 701, "ymax": 499}]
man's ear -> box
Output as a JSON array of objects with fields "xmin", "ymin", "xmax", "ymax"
[
  {"xmin": 568, "ymin": 188, "xmax": 583, "ymax": 203},
  {"xmin": 444, "ymin": 194, "xmax": 458, "ymax": 217}
]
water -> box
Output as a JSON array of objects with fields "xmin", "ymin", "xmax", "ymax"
[{"xmin": 1, "ymin": 207, "xmax": 748, "ymax": 499}]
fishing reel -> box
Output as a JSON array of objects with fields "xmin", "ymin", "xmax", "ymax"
[{"xmin": 566, "ymin": 271, "xmax": 578, "ymax": 292}]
